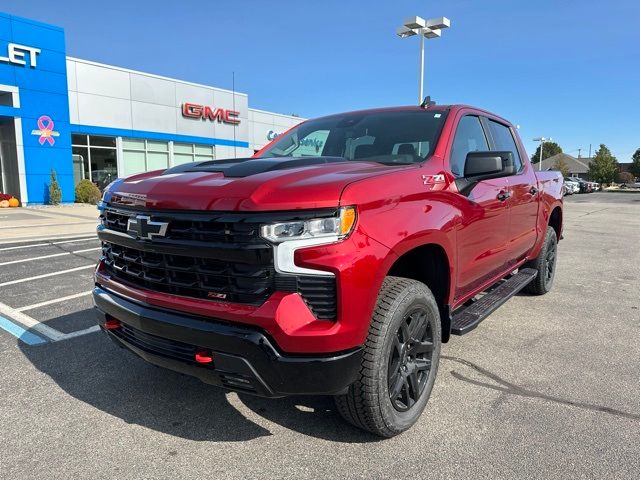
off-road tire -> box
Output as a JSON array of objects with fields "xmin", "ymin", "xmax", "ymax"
[
  {"xmin": 334, "ymin": 276, "xmax": 441, "ymax": 437},
  {"xmin": 523, "ymin": 227, "xmax": 558, "ymax": 295}
]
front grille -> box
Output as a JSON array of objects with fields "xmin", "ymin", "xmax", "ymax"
[
  {"xmin": 102, "ymin": 242, "xmax": 274, "ymax": 305},
  {"xmin": 99, "ymin": 205, "xmax": 338, "ymax": 318},
  {"xmin": 102, "ymin": 208, "xmax": 264, "ymax": 244}
]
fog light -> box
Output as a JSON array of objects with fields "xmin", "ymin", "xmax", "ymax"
[
  {"xmin": 104, "ymin": 319, "xmax": 121, "ymax": 330},
  {"xmin": 195, "ymin": 350, "xmax": 214, "ymax": 364}
]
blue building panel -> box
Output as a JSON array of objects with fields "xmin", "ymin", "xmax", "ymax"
[
  {"xmin": 0, "ymin": 12, "xmax": 72, "ymax": 203},
  {"xmin": 13, "ymin": 68, "xmax": 69, "ymax": 95},
  {"xmin": 23, "ymin": 145, "xmax": 74, "ymax": 203},
  {"xmin": 22, "ymin": 117, "xmax": 71, "ymax": 152},
  {"xmin": 0, "ymin": 13, "xmax": 11, "ymax": 41},
  {"xmin": 8, "ymin": 16, "xmax": 66, "ymax": 53}
]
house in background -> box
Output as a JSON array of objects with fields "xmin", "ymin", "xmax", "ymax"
[{"xmin": 536, "ymin": 153, "xmax": 592, "ymax": 179}]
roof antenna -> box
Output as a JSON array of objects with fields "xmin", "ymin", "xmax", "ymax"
[{"xmin": 420, "ymin": 95, "xmax": 435, "ymax": 108}]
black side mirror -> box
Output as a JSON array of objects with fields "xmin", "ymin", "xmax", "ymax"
[
  {"xmin": 464, "ymin": 151, "xmax": 515, "ymax": 180},
  {"xmin": 456, "ymin": 151, "xmax": 515, "ymax": 196}
]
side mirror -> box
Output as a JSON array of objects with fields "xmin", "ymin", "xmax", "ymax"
[
  {"xmin": 464, "ymin": 151, "xmax": 515, "ymax": 180},
  {"xmin": 456, "ymin": 151, "xmax": 516, "ymax": 196}
]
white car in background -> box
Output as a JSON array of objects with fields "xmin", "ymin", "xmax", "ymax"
[{"xmin": 563, "ymin": 179, "xmax": 580, "ymax": 195}]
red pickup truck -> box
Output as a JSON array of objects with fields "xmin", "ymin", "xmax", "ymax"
[{"xmin": 94, "ymin": 104, "xmax": 563, "ymax": 437}]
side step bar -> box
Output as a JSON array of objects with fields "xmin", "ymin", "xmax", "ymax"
[{"xmin": 451, "ymin": 268, "xmax": 538, "ymax": 335}]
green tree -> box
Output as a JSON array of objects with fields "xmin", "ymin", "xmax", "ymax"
[
  {"xmin": 588, "ymin": 144, "xmax": 618, "ymax": 185},
  {"xmin": 48, "ymin": 169, "xmax": 62, "ymax": 205},
  {"xmin": 531, "ymin": 141, "xmax": 562, "ymax": 164},
  {"xmin": 630, "ymin": 148, "xmax": 640, "ymax": 178},
  {"xmin": 553, "ymin": 156, "xmax": 570, "ymax": 177}
]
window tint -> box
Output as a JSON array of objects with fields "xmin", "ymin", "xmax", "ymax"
[
  {"xmin": 487, "ymin": 120, "xmax": 522, "ymax": 171},
  {"xmin": 450, "ymin": 116, "xmax": 488, "ymax": 177}
]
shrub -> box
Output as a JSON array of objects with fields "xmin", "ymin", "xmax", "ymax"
[
  {"xmin": 617, "ymin": 171, "xmax": 635, "ymax": 184},
  {"xmin": 49, "ymin": 169, "xmax": 62, "ymax": 205},
  {"xmin": 75, "ymin": 179, "xmax": 102, "ymax": 204}
]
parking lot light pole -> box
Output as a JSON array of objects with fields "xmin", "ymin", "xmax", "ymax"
[
  {"xmin": 533, "ymin": 137, "xmax": 552, "ymax": 171},
  {"xmin": 397, "ymin": 16, "xmax": 451, "ymax": 104}
]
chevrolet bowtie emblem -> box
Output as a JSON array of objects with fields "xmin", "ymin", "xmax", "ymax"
[{"xmin": 126, "ymin": 215, "xmax": 169, "ymax": 240}]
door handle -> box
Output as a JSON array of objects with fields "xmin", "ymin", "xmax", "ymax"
[
  {"xmin": 497, "ymin": 190, "xmax": 510, "ymax": 202},
  {"xmin": 529, "ymin": 186, "xmax": 539, "ymax": 195}
]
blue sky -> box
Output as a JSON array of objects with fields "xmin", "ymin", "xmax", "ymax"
[{"xmin": 4, "ymin": 0, "xmax": 639, "ymax": 161}]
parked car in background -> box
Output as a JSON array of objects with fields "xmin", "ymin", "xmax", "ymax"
[
  {"xmin": 567, "ymin": 176, "xmax": 591, "ymax": 193},
  {"xmin": 563, "ymin": 178, "xmax": 579, "ymax": 195}
]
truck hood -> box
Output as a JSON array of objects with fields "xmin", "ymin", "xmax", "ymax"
[{"xmin": 105, "ymin": 156, "xmax": 408, "ymax": 211}]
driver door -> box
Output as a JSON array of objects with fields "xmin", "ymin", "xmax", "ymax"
[{"xmin": 450, "ymin": 115, "xmax": 511, "ymax": 302}]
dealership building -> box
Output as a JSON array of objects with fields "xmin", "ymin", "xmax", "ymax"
[{"xmin": 0, "ymin": 12, "xmax": 301, "ymax": 204}]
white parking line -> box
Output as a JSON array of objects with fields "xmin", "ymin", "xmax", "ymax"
[
  {"xmin": 0, "ymin": 247, "xmax": 101, "ymax": 266},
  {"xmin": 0, "ymin": 221, "xmax": 96, "ymax": 229},
  {"xmin": 0, "ymin": 265, "xmax": 95, "ymax": 288},
  {"xmin": 17, "ymin": 291, "xmax": 93, "ymax": 312},
  {"xmin": 0, "ymin": 300, "xmax": 100, "ymax": 343},
  {"xmin": 0, "ymin": 236, "xmax": 97, "ymax": 252},
  {"xmin": 0, "ymin": 301, "xmax": 66, "ymax": 341}
]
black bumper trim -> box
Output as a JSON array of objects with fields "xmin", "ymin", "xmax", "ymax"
[{"xmin": 93, "ymin": 287, "xmax": 362, "ymax": 397}]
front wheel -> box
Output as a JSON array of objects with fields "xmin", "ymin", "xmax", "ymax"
[
  {"xmin": 523, "ymin": 227, "xmax": 558, "ymax": 295},
  {"xmin": 334, "ymin": 276, "xmax": 441, "ymax": 437}
]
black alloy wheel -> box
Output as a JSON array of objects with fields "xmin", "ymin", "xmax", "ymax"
[{"xmin": 387, "ymin": 308, "xmax": 435, "ymax": 411}]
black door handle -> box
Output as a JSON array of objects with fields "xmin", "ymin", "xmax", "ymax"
[
  {"xmin": 529, "ymin": 186, "xmax": 539, "ymax": 195},
  {"xmin": 497, "ymin": 191, "xmax": 510, "ymax": 202}
]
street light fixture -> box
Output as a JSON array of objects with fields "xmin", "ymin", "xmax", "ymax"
[
  {"xmin": 396, "ymin": 15, "xmax": 451, "ymax": 103},
  {"xmin": 533, "ymin": 137, "xmax": 553, "ymax": 171}
]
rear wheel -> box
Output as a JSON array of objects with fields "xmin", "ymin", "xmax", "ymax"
[
  {"xmin": 523, "ymin": 227, "xmax": 558, "ymax": 295},
  {"xmin": 334, "ymin": 276, "xmax": 441, "ymax": 437}
]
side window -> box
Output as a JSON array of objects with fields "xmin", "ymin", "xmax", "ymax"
[
  {"xmin": 450, "ymin": 116, "xmax": 489, "ymax": 177},
  {"xmin": 487, "ymin": 120, "xmax": 522, "ymax": 172}
]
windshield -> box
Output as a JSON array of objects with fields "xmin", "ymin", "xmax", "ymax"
[{"xmin": 258, "ymin": 110, "xmax": 448, "ymax": 165}]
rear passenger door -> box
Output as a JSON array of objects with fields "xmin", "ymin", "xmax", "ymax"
[
  {"xmin": 450, "ymin": 115, "xmax": 511, "ymax": 301},
  {"xmin": 486, "ymin": 119, "xmax": 539, "ymax": 264}
]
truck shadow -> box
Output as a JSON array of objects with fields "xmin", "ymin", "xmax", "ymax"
[{"xmin": 18, "ymin": 317, "xmax": 377, "ymax": 443}]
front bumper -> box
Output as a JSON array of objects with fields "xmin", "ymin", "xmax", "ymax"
[{"xmin": 93, "ymin": 286, "xmax": 363, "ymax": 397}]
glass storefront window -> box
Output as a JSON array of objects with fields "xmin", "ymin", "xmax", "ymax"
[
  {"xmin": 71, "ymin": 134, "xmax": 117, "ymax": 189},
  {"xmin": 123, "ymin": 138, "xmax": 144, "ymax": 150},
  {"xmin": 90, "ymin": 148, "xmax": 117, "ymax": 190},
  {"xmin": 72, "ymin": 134, "xmax": 87, "ymax": 145},
  {"xmin": 122, "ymin": 150, "xmax": 145, "ymax": 176},
  {"xmin": 123, "ymin": 138, "xmax": 169, "ymax": 175},
  {"xmin": 173, "ymin": 143, "xmax": 215, "ymax": 164},
  {"xmin": 174, "ymin": 143, "xmax": 192, "ymax": 154},
  {"xmin": 90, "ymin": 136, "xmax": 116, "ymax": 148},
  {"xmin": 195, "ymin": 145, "xmax": 213, "ymax": 156},
  {"xmin": 147, "ymin": 152, "xmax": 169, "ymax": 170},
  {"xmin": 72, "ymin": 146, "xmax": 89, "ymax": 181},
  {"xmin": 147, "ymin": 140, "xmax": 168, "ymax": 152}
]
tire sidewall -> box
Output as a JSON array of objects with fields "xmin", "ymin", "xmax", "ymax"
[
  {"xmin": 541, "ymin": 229, "xmax": 558, "ymax": 292},
  {"xmin": 376, "ymin": 285, "xmax": 441, "ymax": 434}
]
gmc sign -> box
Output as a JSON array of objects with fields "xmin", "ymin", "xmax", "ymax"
[{"xmin": 182, "ymin": 102, "xmax": 241, "ymax": 125}]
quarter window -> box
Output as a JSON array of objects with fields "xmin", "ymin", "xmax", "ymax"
[
  {"xmin": 487, "ymin": 120, "xmax": 522, "ymax": 172},
  {"xmin": 450, "ymin": 116, "xmax": 489, "ymax": 177}
]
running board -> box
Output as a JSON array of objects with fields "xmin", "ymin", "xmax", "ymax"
[{"xmin": 451, "ymin": 268, "xmax": 538, "ymax": 335}]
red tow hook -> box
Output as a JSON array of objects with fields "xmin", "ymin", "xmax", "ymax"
[
  {"xmin": 194, "ymin": 350, "xmax": 214, "ymax": 364},
  {"xmin": 104, "ymin": 318, "xmax": 121, "ymax": 330}
]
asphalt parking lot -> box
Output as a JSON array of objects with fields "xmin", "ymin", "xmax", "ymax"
[{"xmin": 1, "ymin": 192, "xmax": 639, "ymax": 479}]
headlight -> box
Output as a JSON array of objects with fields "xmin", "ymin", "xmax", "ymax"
[
  {"xmin": 261, "ymin": 207, "xmax": 357, "ymax": 276},
  {"xmin": 260, "ymin": 206, "xmax": 356, "ymax": 244}
]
